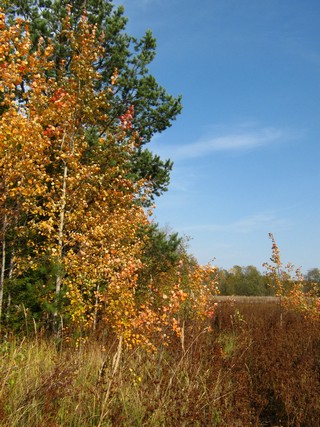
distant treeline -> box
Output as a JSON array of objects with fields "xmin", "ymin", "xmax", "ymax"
[{"xmin": 216, "ymin": 266, "xmax": 320, "ymax": 296}]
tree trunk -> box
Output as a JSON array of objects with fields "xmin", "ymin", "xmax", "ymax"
[
  {"xmin": 53, "ymin": 163, "xmax": 68, "ymax": 333},
  {"xmin": 6, "ymin": 251, "xmax": 15, "ymax": 324},
  {"xmin": 55, "ymin": 162, "xmax": 68, "ymax": 295},
  {"xmin": 0, "ymin": 214, "xmax": 7, "ymax": 321},
  {"xmin": 93, "ymin": 283, "xmax": 100, "ymax": 331}
]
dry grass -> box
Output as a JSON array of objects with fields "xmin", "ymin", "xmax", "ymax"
[
  {"xmin": 214, "ymin": 296, "xmax": 280, "ymax": 304},
  {"xmin": 0, "ymin": 301, "xmax": 320, "ymax": 426}
]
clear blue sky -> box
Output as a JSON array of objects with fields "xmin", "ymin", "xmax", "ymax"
[{"xmin": 115, "ymin": 0, "xmax": 320, "ymax": 272}]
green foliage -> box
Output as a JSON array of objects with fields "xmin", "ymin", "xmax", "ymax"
[
  {"xmin": 305, "ymin": 268, "xmax": 320, "ymax": 294},
  {"xmin": 130, "ymin": 148, "xmax": 173, "ymax": 205},
  {"xmin": 2, "ymin": 257, "xmax": 65, "ymax": 333},
  {"xmin": 137, "ymin": 223, "xmax": 183, "ymax": 292},
  {"xmin": 217, "ymin": 265, "xmax": 273, "ymax": 296}
]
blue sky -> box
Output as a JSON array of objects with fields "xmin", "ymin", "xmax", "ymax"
[{"xmin": 115, "ymin": 0, "xmax": 320, "ymax": 272}]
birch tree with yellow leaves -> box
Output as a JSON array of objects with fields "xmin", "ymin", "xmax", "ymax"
[
  {"xmin": 0, "ymin": 10, "xmax": 149, "ymax": 337},
  {"xmin": 0, "ymin": 9, "xmax": 218, "ymax": 347}
]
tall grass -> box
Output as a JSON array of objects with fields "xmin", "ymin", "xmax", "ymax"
[{"xmin": 1, "ymin": 301, "xmax": 320, "ymax": 426}]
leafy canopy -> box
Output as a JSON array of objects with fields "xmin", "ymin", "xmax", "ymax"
[{"xmin": 2, "ymin": 0, "xmax": 182, "ymax": 201}]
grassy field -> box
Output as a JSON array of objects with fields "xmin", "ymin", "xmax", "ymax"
[{"xmin": 1, "ymin": 300, "xmax": 319, "ymax": 427}]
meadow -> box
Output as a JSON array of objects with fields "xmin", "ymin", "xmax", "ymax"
[{"xmin": 1, "ymin": 298, "xmax": 319, "ymax": 427}]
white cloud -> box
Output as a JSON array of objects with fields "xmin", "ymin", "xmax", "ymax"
[
  {"xmin": 173, "ymin": 127, "xmax": 285, "ymax": 160},
  {"xmin": 178, "ymin": 212, "xmax": 291, "ymax": 234},
  {"xmin": 150, "ymin": 123, "xmax": 299, "ymax": 162}
]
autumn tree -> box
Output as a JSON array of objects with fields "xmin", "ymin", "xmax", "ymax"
[
  {"xmin": 0, "ymin": 3, "xmax": 186, "ymax": 341},
  {"xmin": 1, "ymin": 1, "xmax": 183, "ymax": 324},
  {"xmin": 1, "ymin": 0, "xmax": 182, "ymax": 202},
  {"xmin": 0, "ymin": 10, "xmax": 151, "ymax": 340},
  {"xmin": 263, "ymin": 233, "xmax": 320, "ymax": 320},
  {"xmin": 0, "ymin": 13, "xmax": 52, "ymax": 321},
  {"xmin": 0, "ymin": 10, "xmax": 218, "ymax": 348}
]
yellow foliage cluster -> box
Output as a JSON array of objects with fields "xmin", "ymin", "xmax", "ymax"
[
  {"xmin": 264, "ymin": 233, "xmax": 320, "ymax": 321},
  {"xmin": 0, "ymin": 10, "xmax": 219, "ymax": 348}
]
